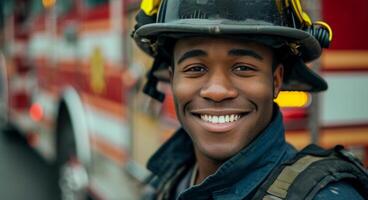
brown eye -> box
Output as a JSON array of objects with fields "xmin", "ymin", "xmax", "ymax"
[
  {"xmin": 233, "ymin": 65, "xmax": 255, "ymax": 72},
  {"xmin": 183, "ymin": 65, "xmax": 207, "ymax": 76},
  {"xmin": 232, "ymin": 63, "xmax": 258, "ymax": 77},
  {"xmin": 185, "ymin": 66, "xmax": 207, "ymax": 72}
]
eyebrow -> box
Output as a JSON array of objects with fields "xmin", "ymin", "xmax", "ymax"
[
  {"xmin": 228, "ymin": 49, "xmax": 264, "ymax": 60},
  {"xmin": 176, "ymin": 48, "xmax": 264, "ymax": 65},
  {"xmin": 177, "ymin": 49, "xmax": 207, "ymax": 64}
]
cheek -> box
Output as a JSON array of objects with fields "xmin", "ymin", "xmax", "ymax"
[
  {"xmin": 172, "ymin": 77, "xmax": 190, "ymax": 105},
  {"xmin": 236, "ymin": 76, "xmax": 274, "ymax": 104},
  {"xmin": 252, "ymin": 82, "xmax": 274, "ymax": 103},
  {"xmin": 171, "ymin": 74, "xmax": 199, "ymax": 114}
]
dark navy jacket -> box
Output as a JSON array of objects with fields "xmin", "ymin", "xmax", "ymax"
[{"xmin": 144, "ymin": 108, "xmax": 364, "ymax": 200}]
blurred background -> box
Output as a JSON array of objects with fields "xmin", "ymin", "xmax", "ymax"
[{"xmin": 0, "ymin": 0, "xmax": 367, "ymax": 199}]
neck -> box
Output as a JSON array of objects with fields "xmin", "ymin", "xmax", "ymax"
[{"xmin": 194, "ymin": 148, "xmax": 223, "ymax": 185}]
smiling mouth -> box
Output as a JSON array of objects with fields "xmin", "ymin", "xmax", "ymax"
[
  {"xmin": 191, "ymin": 108, "xmax": 252, "ymax": 123},
  {"xmin": 199, "ymin": 114, "xmax": 242, "ymax": 124},
  {"xmin": 191, "ymin": 111, "xmax": 251, "ymax": 133}
]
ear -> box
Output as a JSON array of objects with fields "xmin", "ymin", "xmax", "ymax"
[
  {"xmin": 168, "ymin": 66, "xmax": 174, "ymax": 83},
  {"xmin": 273, "ymin": 64, "xmax": 284, "ymax": 98}
]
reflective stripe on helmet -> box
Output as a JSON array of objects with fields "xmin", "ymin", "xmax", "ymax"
[
  {"xmin": 141, "ymin": 0, "xmax": 161, "ymax": 16},
  {"xmin": 288, "ymin": 0, "xmax": 312, "ymax": 26}
]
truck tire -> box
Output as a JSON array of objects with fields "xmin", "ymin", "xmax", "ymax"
[
  {"xmin": 57, "ymin": 111, "xmax": 89, "ymax": 200},
  {"xmin": 0, "ymin": 53, "xmax": 11, "ymax": 135},
  {"xmin": 0, "ymin": 56, "xmax": 18, "ymax": 140}
]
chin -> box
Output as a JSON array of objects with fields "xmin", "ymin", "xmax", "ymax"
[{"xmin": 199, "ymin": 142, "xmax": 243, "ymax": 162}]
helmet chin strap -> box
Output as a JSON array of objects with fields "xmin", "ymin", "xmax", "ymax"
[{"xmin": 143, "ymin": 57, "xmax": 167, "ymax": 102}]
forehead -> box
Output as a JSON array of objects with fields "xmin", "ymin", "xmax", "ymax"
[{"xmin": 173, "ymin": 37, "xmax": 273, "ymax": 57}]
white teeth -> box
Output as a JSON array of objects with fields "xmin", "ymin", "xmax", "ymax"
[
  {"xmin": 200, "ymin": 114, "xmax": 242, "ymax": 124},
  {"xmin": 230, "ymin": 115, "xmax": 234, "ymax": 122},
  {"xmin": 213, "ymin": 116, "xmax": 219, "ymax": 123},
  {"xmin": 219, "ymin": 116, "xmax": 225, "ymax": 123}
]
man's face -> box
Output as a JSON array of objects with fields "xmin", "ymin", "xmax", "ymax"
[{"xmin": 171, "ymin": 37, "xmax": 283, "ymax": 162}]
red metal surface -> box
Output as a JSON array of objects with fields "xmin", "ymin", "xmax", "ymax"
[
  {"xmin": 323, "ymin": 0, "xmax": 368, "ymax": 50},
  {"xmin": 82, "ymin": 3, "xmax": 110, "ymax": 21},
  {"xmin": 10, "ymin": 91, "xmax": 30, "ymax": 110},
  {"xmin": 321, "ymin": 68, "xmax": 368, "ymax": 73},
  {"xmin": 35, "ymin": 61, "xmax": 126, "ymax": 104}
]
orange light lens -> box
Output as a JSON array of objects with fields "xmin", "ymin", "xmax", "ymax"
[
  {"xmin": 30, "ymin": 103, "xmax": 43, "ymax": 122},
  {"xmin": 42, "ymin": 0, "xmax": 56, "ymax": 9},
  {"xmin": 275, "ymin": 91, "xmax": 311, "ymax": 108}
]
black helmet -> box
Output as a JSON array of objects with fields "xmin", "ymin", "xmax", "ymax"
[{"xmin": 133, "ymin": 0, "xmax": 333, "ymax": 101}]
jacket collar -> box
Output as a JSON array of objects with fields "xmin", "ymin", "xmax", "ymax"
[{"xmin": 147, "ymin": 105, "xmax": 292, "ymax": 199}]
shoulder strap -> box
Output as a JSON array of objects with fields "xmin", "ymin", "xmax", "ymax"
[{"xmin": 251, "ymin": 144, "xmax": 368, "ymax": 200}]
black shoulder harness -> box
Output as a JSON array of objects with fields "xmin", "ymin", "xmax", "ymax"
[{"xmin": 252, "ymin": 144, "xmax": 368, "ymax": 200}]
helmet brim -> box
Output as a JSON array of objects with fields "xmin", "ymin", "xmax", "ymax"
[{"xmin": 135, "ymin": 19, "xmax": 322, "ymax": 61}]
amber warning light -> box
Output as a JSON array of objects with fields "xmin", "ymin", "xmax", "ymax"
[
  {"xmin": 42, "ymin": 0, "xmax": 56, "ymax": 9},
  {"xmin": 274, "ymin": 91, "xmax": 311, "ymax": 108}
]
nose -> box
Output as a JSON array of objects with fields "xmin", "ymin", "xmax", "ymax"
[{"xmin": 200, "ymin": 70, "xmax": 238, "ymax": 102}]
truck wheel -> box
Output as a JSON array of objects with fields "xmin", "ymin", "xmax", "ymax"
[
  {"xmin": 0, "ymin": 72, "xmax": 18, "ymax": 140},
  {"xmin": 0, "ymin": 54, "xmax": 12, "ymax": 135},
  {"xmin": 57, "ymin": 112, "xmax": 89, "ymax": 200},
  {"xmin": 0, "ymin": 74, "xmax": 22, "ymax": 141}
]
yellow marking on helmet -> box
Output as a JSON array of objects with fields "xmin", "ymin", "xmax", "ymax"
[
  {"xmin": 141, "ymin": 0, "xmax": 161, "ymax": 16},
  {"xmin": 289, "ymin": 0, "xmax": 312, "ymax": 26},
  {"xmin": 315, "ymin": 21, "xmax": 333, "ymax": 42},
  {"xmin": 301, "ymin": 12, "xmax": 312, "ymax": 26}
]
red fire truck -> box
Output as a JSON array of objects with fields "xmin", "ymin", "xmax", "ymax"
[
  {"xmin": 1, "ymin": 0, "xmax": 150, "ymax": 199},
  {"xmin": 0, "ymin": 0, "xmax": 367, "ymax": 199}
]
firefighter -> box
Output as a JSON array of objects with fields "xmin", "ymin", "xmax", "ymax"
[{"xmin": 132, "ymin": 0, "xmax": 367, "ymax": 199}]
